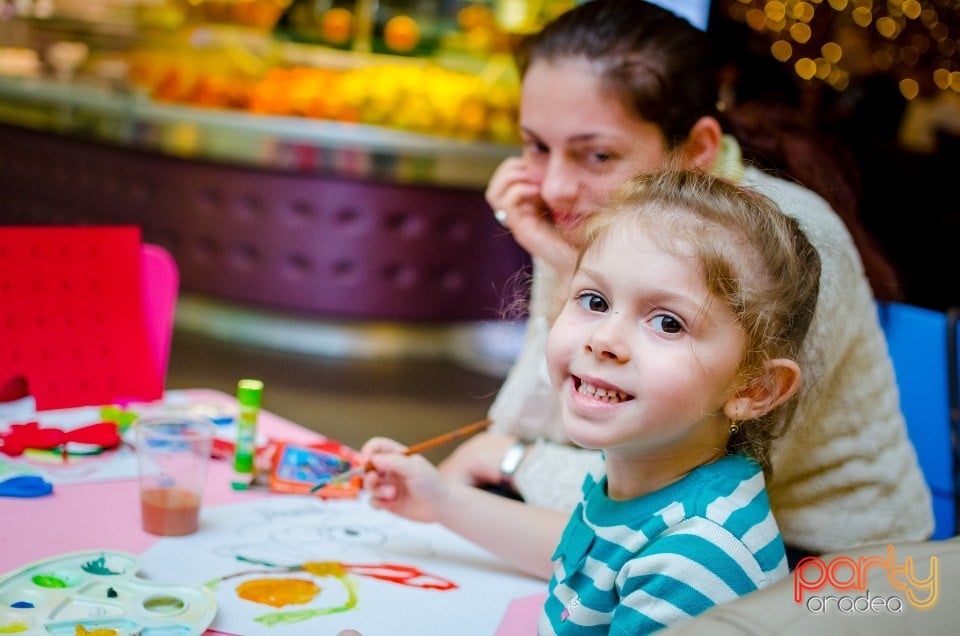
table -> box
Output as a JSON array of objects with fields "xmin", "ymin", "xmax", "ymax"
[{"xmin": 0, "ymin": 389, "xmax": 541, "ymax": 635}]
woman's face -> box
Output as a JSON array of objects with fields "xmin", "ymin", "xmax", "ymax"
[{"xmin": 519, "ymin": 58, "xmax": 671, "ymax": 237}]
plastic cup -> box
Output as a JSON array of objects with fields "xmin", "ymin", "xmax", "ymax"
[{"xmin": 135, "ymin": 415, "xmax": 215, "ymax": 536}]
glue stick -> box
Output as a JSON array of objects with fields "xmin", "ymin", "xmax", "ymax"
[{"xmin": 232, "ymin": 378, "xmax": 263, "ymax": 488}]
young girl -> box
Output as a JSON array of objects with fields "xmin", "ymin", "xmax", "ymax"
[
  {"xmin": 439, "ymin": 0, "xmax": 932, "ymax": 560},
  {"xmin": 360, "ymin": 169, "xmax": 821, "ymax": 633}
]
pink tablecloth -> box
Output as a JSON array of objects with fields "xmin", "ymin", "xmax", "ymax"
[
  {"xmin": 0, "ymin": 389, "xmax": 541, "ymax": 635},
  {"xmin": 0, "ymin": 389, "xmax": 324, "ymax": 635}
]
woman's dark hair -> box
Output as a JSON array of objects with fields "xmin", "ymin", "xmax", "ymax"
[
  {"xmin": 516, "ymin": 0, "xmax": 718, "ymax": 147},
  {"xmin": 515, "ymin": 0, "xmax": 903, "ymax": 300}
]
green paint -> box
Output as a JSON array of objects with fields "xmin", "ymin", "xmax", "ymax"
[
  {"xmin": 82, "ymin": 556, "xmax": 122, "ymax": 576},
  {"xmin": 143, "ymin": 595, "xmax": 185, "ymax": 615},
  {"xmin": 31, "ymin": 574, "xmax": 67, "ymax": 588}
]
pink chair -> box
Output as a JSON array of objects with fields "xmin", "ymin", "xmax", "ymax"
[
  {"xmin": 0, "ymin": 227, "xmax": 178, "ymax": 410},
  {"xmin": 140, "ymin": 243, "xmax": 179, "ymax": 383}
]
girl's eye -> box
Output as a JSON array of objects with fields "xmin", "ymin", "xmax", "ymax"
[
  {"xmin": 653, "ymin": 314, "xmax": 683, "ymax": 334},
  {"xmin": 576, "ymin": 292, "xmax": 609, "ymax": 313}
]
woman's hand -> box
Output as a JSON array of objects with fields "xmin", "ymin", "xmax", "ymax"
[
  {"xmin": 360, "ymin": 437, "xmax": 450, "ymax": 523},
  {"xmin": 486, "ymin": 157, "xmax": 576, "ymax": 273},
  {"xmin": 437, "ymin": 430, "xmax": 519, "ymax": 488}
]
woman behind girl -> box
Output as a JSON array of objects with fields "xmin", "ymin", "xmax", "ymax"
[
  {"xmin": 438, "ymin": 0, "xmax": 932, "ymax": 559},
  {"xmin": 360, "ymin": 169, "xmax": 821, "ymax": 633}
]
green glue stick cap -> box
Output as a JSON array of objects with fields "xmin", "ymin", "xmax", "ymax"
[{"xmin": 237, "ymin": 379, "xmax": 264, "ymax": 407}]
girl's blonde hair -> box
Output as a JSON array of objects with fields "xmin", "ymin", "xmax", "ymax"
[{"xmin": 577, "ymin": 169, "xmax": 821, "ymax": 474}]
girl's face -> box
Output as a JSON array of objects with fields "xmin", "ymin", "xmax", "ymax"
[
  {"xmin": 545, "ymin": 226, "xmax": 745, "ymax": 465},
  {"xmin": 519, "ymin": 59, "xmax": 671, "ymax": 237}
]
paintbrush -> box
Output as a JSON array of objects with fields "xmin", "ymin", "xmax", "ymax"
[{"xmin": 309, "ymin": 418, "xmax": 492, "ymax": 493}]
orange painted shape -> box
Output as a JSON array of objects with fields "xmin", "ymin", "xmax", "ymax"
[{"xmin": 236, "ymin": 578, "xmax": 321, "ymax": 608}]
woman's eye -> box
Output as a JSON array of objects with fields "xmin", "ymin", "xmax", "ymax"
[
  {"xmin": 523, "ymin": 139, "xmax": 549, "ymax": 156},
  {"xmin": 576, "ymin": 292, "xmax": 609, "ymax": 313},
  {"xmin": 653, "ymin": 315, "xmax": 683, "ymax": 334},
  {"xmin": 577, "ymin": 149, "xmax": 616, "ymax": 168},
  {"xmin": 591, "ymin": 151, "xmax": 613, "ymax": 163}
]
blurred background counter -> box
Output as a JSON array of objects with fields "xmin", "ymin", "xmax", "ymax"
[
  {"xmin": 3, "ymin": 0, "xmax": 956, "ymax": 356},
  {"xmin": 0, "ymin": 0, "xmax": 559, "ymax": 366}
]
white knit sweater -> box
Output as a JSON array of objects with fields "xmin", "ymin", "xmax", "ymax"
[{"xmin": 487, "ymin": 164, "xmax": 934, "ymax": 553}]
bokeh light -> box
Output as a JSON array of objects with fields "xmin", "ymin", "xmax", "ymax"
[{"xmin": 722, "ymin": 0, "xmax": 960, "ymax": 97}]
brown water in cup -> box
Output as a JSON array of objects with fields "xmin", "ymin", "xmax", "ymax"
[
  {"xmin": 141, "ymin": 487, "xmax": 202, "ymax": 536},
  {"xmin": 136, "ymin": 415, "xmax": 214, "ymax": 537}
]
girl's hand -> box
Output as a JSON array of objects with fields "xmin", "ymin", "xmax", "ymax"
[
  {"xmin": 360, "ymin": 437, "xmax": 450, "ymax": 523},
  {"xmin": 437, "ymin": 430, "xmax": 519, "ymax": 488},
  {"xmin": 486, "ymin": 158, "xmax": 576, "ymax": 273}
]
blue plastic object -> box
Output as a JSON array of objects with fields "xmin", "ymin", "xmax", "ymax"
[
  {"xmin": 0, "ymin": 474, "xmax": 53, "ymax": 498},
  {"xmin": 877, "ymin": 301, "xmax": 959, "ymax": 539}
]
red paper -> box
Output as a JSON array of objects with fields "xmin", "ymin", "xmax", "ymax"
[{"xmin": 0, "ymin": 226, "xmax": 163, "ymax": 409}]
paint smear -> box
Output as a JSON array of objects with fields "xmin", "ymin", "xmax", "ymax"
[
  {"xmin": 31, "ymin": 575, "xmax": 67, "ymax": 588},
  {"xmin": 75, "ymin": 627, "xmax": 119, "ymax": 636},
  {"xmin": 81, "ymin": 557, "xmax": 123, "ymax": 576},
  {"xmin": 301, "ymin": 562, "xmax": 346, "ymax": 577},
  {"xmin": 0, "ymin": 622, "xmax": 29, "ymax": 634},
  {"xmin": 236, "ymin": 578, "xmax": 321, "ymax": 608}
]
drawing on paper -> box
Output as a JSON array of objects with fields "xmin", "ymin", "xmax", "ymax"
[
  {"xmin": 139, "ymin": 497, "xmax": 545, "ymax": 636},
  {"xmin": 201, "ymin": 504, "xmax": 459, "ymax": 626},
  {"xmin": 206, "ymin": 556, "xmax": 456, "ymax": 626}
]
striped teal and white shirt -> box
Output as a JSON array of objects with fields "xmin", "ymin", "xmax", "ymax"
[{"xmin": 540, "ymin": 454, "xmax": 787, "ymax": 634}]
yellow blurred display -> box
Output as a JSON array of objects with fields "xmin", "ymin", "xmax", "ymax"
[
  {"xmin": 0, "ymin": 0, "xmax": 540, "ymax": 144},
  {"xmin": 128, "ymin": 49, "xmax": 520, "ymax": 143},
  {"xmin": 145, "ymin": 0, "xmax": 522, "ymax": 142}
]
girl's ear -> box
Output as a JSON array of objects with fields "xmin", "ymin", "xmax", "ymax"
[
  {"xmin": 723, "ymin": 359, "xmax": 803, "ymax": 421},
  {"xmin": 681, "ymin": 116, "xmax": 723, "ymax": 171}
]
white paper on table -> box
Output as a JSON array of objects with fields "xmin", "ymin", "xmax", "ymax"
[
  {"xmin": 139, "ymin": 495, "xmax": 545, "ymax": 636},
  {"xmin": 0, "ymin": 404, "xmax": 141, "ymax": 484}
]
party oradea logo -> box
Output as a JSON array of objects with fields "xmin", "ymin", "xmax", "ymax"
[{"xmin": 794, "ymin": 544, "xmax": 938, "ymax": 614}]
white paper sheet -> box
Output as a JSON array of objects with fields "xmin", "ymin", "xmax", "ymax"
[
  {"xmin": 139, "ymin": 495, "xmax": 545, "ymax": 636},
  {"xmin": 0, "ymin": 404, "xmax": 141, "ymax": 484},
  {"xmin": 0, "ymin": 392, "xmax": 236, "ymax": 484}
]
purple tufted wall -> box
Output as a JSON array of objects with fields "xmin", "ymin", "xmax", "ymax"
[{"xmin": 0, "ymin": 124, "xmax": 530, "ymax": 322}]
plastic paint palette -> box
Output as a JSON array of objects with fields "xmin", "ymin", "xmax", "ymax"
[{"xmin": 0, "ymin": 551, "xmax": 216, "ymax": 635}]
